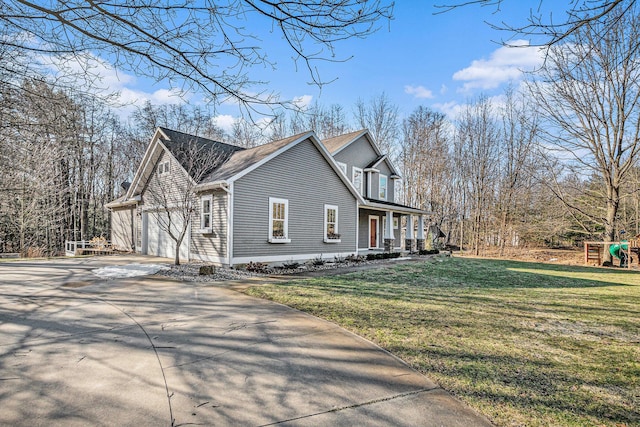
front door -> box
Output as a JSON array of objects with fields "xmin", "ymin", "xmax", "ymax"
[{"xmin": 369, "ymin": 216, "xmax": 379, "ymax": 248}]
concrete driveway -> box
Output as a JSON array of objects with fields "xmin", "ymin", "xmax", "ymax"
[{"xmin": 0, "ymin": 256, "xmax": 491, "ymax": 426}]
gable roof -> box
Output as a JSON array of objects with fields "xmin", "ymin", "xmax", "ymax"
[
  {"xmin": 322, "ymin": 129, "xmax": 369, "ymax": 155},
  {"xmin": 117, "ymin": 127, "xmax": 365, "ymax": 206},
  {"xmin": 158, "ymin": 127, "xmax": 245, "ymax": 179},
  {"xmin": 200, "ymin": 131, "xmax": 309, "ymax": 184},
  {"xmin": 322, "ymin": 129, "xmax": 401, "ymax": 178}
]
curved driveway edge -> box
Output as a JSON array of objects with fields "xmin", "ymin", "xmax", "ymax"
[{"xmin": 0, "ymin": 258, "xmax": 492, "ymax": 426}]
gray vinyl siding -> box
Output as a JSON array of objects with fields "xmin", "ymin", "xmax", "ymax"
[
  {"xmin": 111, "ymin": 207, "xmax": 134, "ymax": 251},
  {"xmin": 190, "ymin": 190, "xmax": 228, "ymax": 260},
  {"xmin": 370, "ymin": 172, "xmax": 379, "ymax": 200},
  {"xmin": 141, "ymin": 150, "xmax": 196, "ymax": 260},
  {"xmin": 332, "ymin": 135, "xmax": 378, "ymax": 168},
  {"xmin": 233, "ymin": 138, "xmax": 358, "ymax": 259},
  {"xmin": 143, "ymin": 151, "xmax": 192, "ymax": 207}
]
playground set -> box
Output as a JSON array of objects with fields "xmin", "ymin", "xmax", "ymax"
[{"xmin": 584, "ymin": 234, "xmax": 640, "ymax": 268}]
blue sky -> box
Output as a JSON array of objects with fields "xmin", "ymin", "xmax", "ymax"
[{"xmin": 66, "ymin": 1, "xmax": 560, "ymax": 131}]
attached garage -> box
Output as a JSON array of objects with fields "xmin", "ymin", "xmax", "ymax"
[{"xmin": 142, "ymin": 211, "xmax": 190, "ymax": 260}]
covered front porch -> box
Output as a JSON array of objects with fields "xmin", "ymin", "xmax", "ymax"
[{"xmin": 358, "ymin": 199, "xmax": 430, "ymax": 253}]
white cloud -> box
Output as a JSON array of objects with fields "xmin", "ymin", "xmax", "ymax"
[
  {"xmin": 433, "ymin": 93, "xmax": 508, "ymax": 120},
  {"xmin": 404, "ymin": 85, "xmax": 434, "ymax": 99},
  {"xmin": 453, "ymin": 40, "xmax": 544, "ymax": 91},
  {"xmin": 292, "ymin": 94, "xmax": 313, "ymax": 109},
  {"xmin": 40, "ymin": 51, "xmax": 190, "ymax": 117},
  {"xmin": 433, "ymin": 101, "xmax": 464, "ymax": 118},
  {"xmin": 213, "ymin": 114, "xmax": 236, "ymax": 133}
]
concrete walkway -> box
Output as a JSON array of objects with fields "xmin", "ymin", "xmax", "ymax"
[{"xmin": 0, "ymin": 257, "xmax": 492, "ymax": 426}]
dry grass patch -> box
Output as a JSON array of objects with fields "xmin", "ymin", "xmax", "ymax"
[{"xmin": 245, "ymin": 257, "xmax": 640, "ymax": 427}]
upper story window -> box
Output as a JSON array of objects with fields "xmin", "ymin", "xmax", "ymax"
[
  {"xmin": 157, "ymin": 160, "xmax": 170, "ymax": 176},
  {"xmin": 268, "ymin": 197, "xmax": 290, "ymax": 243},
  {"xmin": 336, "ymin": 161, "xmax": 347, "ymax": 175},
  {"xmin": 379, "ymin": 174, "xmax": 388, "ymax": 200},
  {"xmin": 324, "ymin": 204, "xmax": 340, "ymax": 242},
  {"xmin": 352, "ymin": 167, "xmax": 363, "ymax": 195},
  {"xmin": 200, "ymin": 195, "xmax": 212, "ymax": 232}
]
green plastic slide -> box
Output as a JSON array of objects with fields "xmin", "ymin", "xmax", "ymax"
[{"xmin": 609, "ymin": 241, "xmax": 629, "ymax": 259}]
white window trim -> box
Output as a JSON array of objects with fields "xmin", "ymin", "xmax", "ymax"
[
  {"xmin": 199, "ymin": 194, "xmax": 213, "ymax": 233},
  {"xmin": 323, "ymin": 204, "xmax": 341, "ymax": 243},
  {"xmin": 268, "ymin": 197, "xmax": 291, "ymax": 243},
  {"xmin": 352, "ymin": 167, "xmax": 364, "ymax": 195},
  {"xmin": 336, "ymin": 161, "xmax": 347, "ymax": 175},
  {"xmin": 379, "ymin": 174, "xmax": 388, "ymax": 200},
  {"xmin": 158, "ymin": 160, "xmax": 170, "ymax": 176}
]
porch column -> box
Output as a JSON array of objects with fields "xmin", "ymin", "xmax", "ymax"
[
  {"xmin": 405, "ymin": 214, "xmax": 415, "ymax": 253},
  {"xmin": 384, "ymin": 210, "xmax": 394, "ymax": 252},
  {"xmin": 416, "ymin": 215, "xmax": 425, "ymax": 252}
]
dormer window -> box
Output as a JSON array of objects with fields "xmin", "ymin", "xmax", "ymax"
[
  {"xmin": 158, "ymin": 160, "xmax": 170, "ymax": 176},
  {"xmin": 379, "ymin": 174, "xmax": 388, "ymax": 200}
]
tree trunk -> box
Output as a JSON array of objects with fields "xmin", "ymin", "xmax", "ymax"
[{"xmin": 603, "ymin": 186, "xmax": 620, "ymax": 263}]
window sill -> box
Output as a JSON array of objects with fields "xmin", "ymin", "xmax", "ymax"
[
  {"xmin": 324, "ymin": 238, "xmax": 342, "ymax": 243},
  {"xmin": 199, "ymin": 228, "xmax": 212, "ymax": 234},
  {"xmin": 268, "ymin": 238, "xmax": 291, "ymax": 244}
]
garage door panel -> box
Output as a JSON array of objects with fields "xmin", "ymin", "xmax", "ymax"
[{"xmin": 145, "ymin": 212, "xmax": 189, "ymax": 260}]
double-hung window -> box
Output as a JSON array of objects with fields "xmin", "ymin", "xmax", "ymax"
[
  {"xmin": 352, "ymin": 167, "xmax": 363, "ymax": 194},
  {"xmin": 158, "ymin": 160, "xmax": 170, "ymax": 176},
  {"xmin": 324, "ymin": 205, "xmax": 340, "ymax": 242},
  {"xmin": 269, "ymin": 197, "xmax": 290, "ymax": 243},
  {"xmin": 379, "ymin": 174, "xmax": 388, "ymax": 200},
  {"xmin": 200, "ymin": 195, "xmax": 213, "ymax": 233}
]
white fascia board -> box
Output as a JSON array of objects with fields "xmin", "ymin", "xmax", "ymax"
[
  {"xmin": 364, "ymin": 201, "xmax": 430, "ymax": 216},
  {"xmin": 309, "ymin": 133, "xmax": 366, "ymax": 205},
  {"xmin": 125, "ymin": 129, "xmax": 165, "ymax": 199},
  {"xmin": 105, "ymin": 195, "xmax": 141, "ymax": 209},
  {"xmin": 194, "ymin": 180, "xmax": 230, "ymax": 193},
  {"xmin": 371, "ymin": 154, "xmax": 402, "ymax": 179}
]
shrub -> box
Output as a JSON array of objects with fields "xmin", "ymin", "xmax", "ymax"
[
  {"xmin": 246, "ymin": 261, "xmax": 268, "ymax": 273},
  {"xmin": 346, "ymin": 254, "xmax": 364, "ymax": 263},
  {"xmin": 312, "ymin": 255, "xmax": 325, "ymax": 266},
  {"xmin": 283, "ymin": 260, "xmax": 300, "ymax": 269},
  {"xmin": 419, "ymin": 249, "xmax": 440, "ymax": 256}
]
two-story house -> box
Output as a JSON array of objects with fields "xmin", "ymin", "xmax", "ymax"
[
  {"xmin": 107, "ymin": 127, "xmax": 429, "ymax": 266},
  {"xmin": 323, "ymin": 130, "xmax": 429, "ymax": 253}
]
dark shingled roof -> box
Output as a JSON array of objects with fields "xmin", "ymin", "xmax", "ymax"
[{"xmin": 158, "ymin": 127, "xmax": 245, "ymax": 181}]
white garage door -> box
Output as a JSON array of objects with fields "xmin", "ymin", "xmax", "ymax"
[{"xmin": 143, "ymin": 212, "xmax": 190, "ymax": 260}]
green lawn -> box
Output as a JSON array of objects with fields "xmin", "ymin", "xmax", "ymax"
[{"xmin": 245, "ymin": 257, "xmax": 640, "ymax": 427}]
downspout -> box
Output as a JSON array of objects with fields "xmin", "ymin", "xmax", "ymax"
[{"xmin": 227, "ymin": 182, "xmax": 234, "ymax": 267}]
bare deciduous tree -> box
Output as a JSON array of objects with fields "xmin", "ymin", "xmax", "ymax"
[
  {"xmin": 354, "ymin": 92, "xmax": 399, "ymax": 158},
  {"xmin": 454, "ymin": 95, "xmax": 500, "ymax": 255},
  {"xmin": 435, "ymin": 0, "xmax": 633, "ymax": 46},
  {"xmin": 1, "ymin": 0, "xmax": 393, "ymax": 110},
  {"xmin": 528, "ymin": 3, "xmax": 640, "ymax": 261}
]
